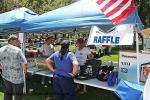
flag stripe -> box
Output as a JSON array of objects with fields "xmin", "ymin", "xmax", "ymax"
[
  {"xmin": 105, "ymin": 0, "xmax": 128, "ymax": 17},
  {"xmin": 98, "ymin": 0, "xmax": 111, "ymax": 9},
  {"xmin": 96, "ymin": 0, "xmax": 103, "ymax": 5},
  {"xmin": 104, "ymin": 0, "xmax": 128, "ymax": 17},
  {"xmin": 101, "ymin": 0, "xmax": 117, "ymax": 12},
  {"xmin": 104, "ymin": 0, "xmax": 124, "ymax": 14},
  {"xmin": 96, "ymin": 0, "xmax": 135, "ymax": 24},
  {"xmin": 109, "ymin": 0, "xmax": 133, "ymax": 20},
  {"xmin": 111, "ymin": 0, "xmax": 135, "ymax": 24}
]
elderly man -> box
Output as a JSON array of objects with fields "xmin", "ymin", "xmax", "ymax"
[
  {"xmin": 0, "ymin": 35, "xmax": 28, "ymax": 100},
  {"xmin": 46, "ymin": 40, "xmax": 78, "ymax": 100}
]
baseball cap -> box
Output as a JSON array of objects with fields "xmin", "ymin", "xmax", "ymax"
[
  {"xmin": 8, "ymin": 35, "xmax": 18, "ymax": 41},
  {"xmin": 60, "ymin": 40, "xmax": 70, "ymax": 48}
]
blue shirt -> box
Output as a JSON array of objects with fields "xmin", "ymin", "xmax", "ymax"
[{"xmin": 50, "ymin": 51, "xmax": 77, "ymax": 77}]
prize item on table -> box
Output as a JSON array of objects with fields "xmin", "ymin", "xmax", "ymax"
[
  {"xmin": 75, "ymin": 59, "xmax": 101, "ymax": 80},
  {"xmin": 97, "ymin": 65, "xmax": 114, "ymax": 81},
  {"xmin": 140, "ymin": 62, "xmax": 150, "ymax": 83}
]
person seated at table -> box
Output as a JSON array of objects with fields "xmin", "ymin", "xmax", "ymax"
[
  {"xmin": 74, "ymin": 38, "xmax": 94, "ymax": 94},
  {"xmin": 40, "ymin": 36, "xmax": 54, "ymax": 84}
]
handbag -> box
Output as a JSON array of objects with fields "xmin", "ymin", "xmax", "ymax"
[{"xmin": 97, "ymin": 65, "xmax": 114, "ymax": 81}]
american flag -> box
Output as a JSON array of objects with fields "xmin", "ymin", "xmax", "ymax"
[{"xmin": 96, "ymin": 0, "xmax": 135, "ymax": 24}]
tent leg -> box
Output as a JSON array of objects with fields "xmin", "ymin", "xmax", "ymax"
[{"xmin": 136, "ymin": 29, "xmax": 140, "ymax": 84}]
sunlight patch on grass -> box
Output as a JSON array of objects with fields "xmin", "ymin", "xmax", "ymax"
[
  {"xmin": 100, "ymin": 54, "xmax": 119, "ymax": 62},
  {"xmin": 0, "ymin": 92, "xmax": 4, "ymax": 100}
]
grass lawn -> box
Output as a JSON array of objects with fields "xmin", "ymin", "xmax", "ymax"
[
  {"xmin": 0, "ymin": 75, "xmax": 120, "ymax": 100},
  {"xmin": 54, "ymin": 45, "xmax": 119, "ymax": 62}
]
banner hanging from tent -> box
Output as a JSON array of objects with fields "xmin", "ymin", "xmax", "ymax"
[{"xmin": 87, "ymin": 24, "xmax": 134, "ymax": 45}]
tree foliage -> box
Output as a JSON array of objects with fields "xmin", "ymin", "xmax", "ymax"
[
  {"xmin": 18, "ymin": 0, "xmax": 74, "ymax": 14},
  {"xmin": 0, "ymin": 0, "xmax": 18, "ymax": 13},
  {"xmin": 136, "ymin": 0, "xmax": 150, "ymax": 28}
]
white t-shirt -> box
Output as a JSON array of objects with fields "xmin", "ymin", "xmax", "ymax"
[
  {"xmin": 74, "ymin": 47, "xmax": 91, "ymax": 66},
  {"xmin": 40, "ymin": 44, "xmax": 54, "ymax": 56}
]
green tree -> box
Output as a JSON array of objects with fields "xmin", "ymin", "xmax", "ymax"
[
  {"xmin": 18, "ymin": 0, "xmax": 46, "ymax": 14},
  {"xmin": 18, "ymin": 0, "xmax": 74, "ymax": 14},
  {"xmin": 0, "ymin": 0, "xmax": 18, "ymax": 13},
  {"xmin": 137, "ymin": 0, "xmax": 150, "ymax": 28}
]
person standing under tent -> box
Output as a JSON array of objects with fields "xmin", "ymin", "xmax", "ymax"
[
  {"xmin": 46, "ymin": 40, "xmax": 78, "ymax": 100},
  {"xmin": 74, "ymin": 38, "xmax": 93, "ymax": 94},
  {"xmin": 40, "ymin": 36, "xmax": 54, "ymax": 57},
  {"xmin": 143, "ymin": 67, "xmax": 150, "ymax": 100},
  {"xmin": 40, "ymin": 36, "xmax": 54, "ymax": 84},
  {"xmin": 0, "ymin": 35, "xmax": 28, "ymax": 100}
]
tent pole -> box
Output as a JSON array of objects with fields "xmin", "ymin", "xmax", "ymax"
[
  {"xmin": 135, "ymin": 28, "xmax": 140, "ymax": 84},
  {"xmin": 19, "ymin": 33, "xmax": 27, "ymax": 94}
]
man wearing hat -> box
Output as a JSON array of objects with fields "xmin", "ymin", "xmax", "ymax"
[
  {"xmin": 0, "ymin": 35, "xmax": 28, "ymax": 100},
  {"xmin": 46, "ymin": 40, "xmax": 78, "ymax": 100}
]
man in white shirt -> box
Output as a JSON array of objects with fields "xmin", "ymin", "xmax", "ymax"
[{"xmin": 0, "ymin": 35, "xmax": 28, "ymax": 100}]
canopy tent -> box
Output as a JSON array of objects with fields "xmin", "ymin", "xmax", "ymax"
[
  {"xmin": 0, "ymin": 7, "xmax": 38, "ymax": 29},
  {"xmin": 21, "ymin": 0, "xmax": 143, "ymax": 32}
]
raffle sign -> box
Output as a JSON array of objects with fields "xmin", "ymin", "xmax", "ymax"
[{"xmin": 87, "ymin": 24, "xmax": 134, "ymax": 45}]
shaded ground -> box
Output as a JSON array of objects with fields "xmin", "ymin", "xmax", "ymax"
[{"xmin": 0, "ymin": 75, "xmax": 120, "ymax": 100}]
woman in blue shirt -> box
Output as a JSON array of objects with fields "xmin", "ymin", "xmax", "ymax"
[{"xmin": 46, "ymin": 40, "xmax": 78, "ymax": 100}]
